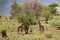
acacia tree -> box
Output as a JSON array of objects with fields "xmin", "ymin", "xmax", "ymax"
[
  {"xmin": 19, "ymin": 1, "xmax": 36, "ymax": 34},
  {"xmin": 22, "ymin": 0, "xmax": 44, "ymax": 32},
  {"xmin": 11, "ymin": 0, "xmax": 36, "ymax": 34},
  {"xmin": 48, "ymin": 3, "xmax": 59, "ymax": 14}
]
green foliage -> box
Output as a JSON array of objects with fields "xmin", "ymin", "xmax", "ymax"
[
  {"xmin": 49, "ymin": 16, "xmax": 60, "ymax": 29},
  {"xmin": 41, "ymin": 6, "xmax": 52, "ymax": 20},
  {"xmin": 57, "ymin": 26, "xmax": 60, "ymax": 29},
  {"xmin": 0, "ymin": 15, "xmax": 19, "ymax": 33},
  {"xmin": 48, "ymin": 3, "xmax": 59, "ymax": 14},
  {"xmin": 11, "ymin": 0, "xmax": 37, "ymax": 25},
  {"xmin": 0, "ymin": 0, "xmax": 60, "ymax": 40},
  {"xmin": 42, "ymin": 10, "xmax": 50, "ymax": 18},
  {"xmin": 48, "ymin": 3, "xmax": 59, "ymax": 7},
  {"xmin": 30, "ymin": 27, "xmax": 33, "ymax": 33},
  {"xmin": 18, "ymin": 11, "xmax": 36, "ymax": 25},
  {"xmin": 11, "ymin": 0, "xmax": 20, "ymax": 8},
  {"xmin": 30, "ymin": 29, "xmax": 32, "ymax": 33},
  {"xmin": 45, "ymin": 33, "xmax": 52, "ymax": 38},
  {"xmin": 11, "ymin": 1, "xmax": 22, "ymax": 16}
]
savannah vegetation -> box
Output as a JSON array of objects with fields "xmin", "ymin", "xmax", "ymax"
[{"xmin": 0, "ymin": 0, "xmax": 60, "ymax": 40}]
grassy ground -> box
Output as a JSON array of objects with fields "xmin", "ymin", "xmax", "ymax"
[
  {"xmin": 0, "ymin": 21, "xmax": 60, "ymax": 40},
  {"xmin": 0, "ymin": 16, "xmax": 60, "ymax": 40}
]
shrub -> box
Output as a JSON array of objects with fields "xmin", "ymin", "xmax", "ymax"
[
  {"xmin": 1, "ymin": 30, "xmax": 7, "ymax": 38},
  {"xmin": 57, "ymin": 26, "xmax": 60, "ymax": 29},
  {"xmin": 45, "ymin": 33, "xmax": 52, "ymax": 38},
  {"xmin": 30, "ymin": 28, "xmax": 32, "ymax": 33}
]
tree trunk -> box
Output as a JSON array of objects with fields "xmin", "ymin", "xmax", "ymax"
[
  {"xmin": 37, "ymin": 17, "xmax": 44, "ymax": 32},
  {"xmin": 17, "ymin": 24, "xmax": 24, "ymax": 33},
  {"xmin": 45, "ymin": 17, "xmax": 48, "ymax": 24},
  {"xmin": 24, "ymin": 23, "xmax": 29, "ymax": 34},
  {"xmin": 33, "ymin": 1, "xmax": 44, "ymax": 32},
  {"xmin": 35, "ymin": 10, "xmax": 44, "ymax": 32}
]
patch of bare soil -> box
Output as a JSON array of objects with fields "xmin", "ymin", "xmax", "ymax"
[
  {"xmin": 50, "ymin": 27, "xmax": 60, "ymax": 34},
  {"xmin": 40, "ymin": 38, "xmax": 56, "ymax": 40}
]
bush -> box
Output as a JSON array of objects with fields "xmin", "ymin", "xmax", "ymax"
[
  {"xmin": 57, "ymin": 26, "xmax": 60, "ymax": 29},
  {"xmin": 50, "ymin": 18, "xmax": 60, "ymax": 29},
  {"xmin": 1, "ymin": 30, "xmax": 7, "ymax": 38},
  {"xmin": 45, "ymin": 33, "xmax": 52, "ymax": 38},
  {"xmin": 30, "ymin": 28, "xmax": 32, "ymax": 33}
]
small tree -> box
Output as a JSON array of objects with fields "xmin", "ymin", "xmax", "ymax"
[
  {"xmin": 41, "ymin": 6, "xmax": 52, "ymax": 23},
  {"xmin": 18, "ymin": 9, "xmax": 36, "ymax": 34},
  {"xmin": 48, "ymin": 3, "xmax": 59, "ymax": 14},
  {"xmin": 11, "ymin": 0, "xmax": 36, "ymax": 34}
]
